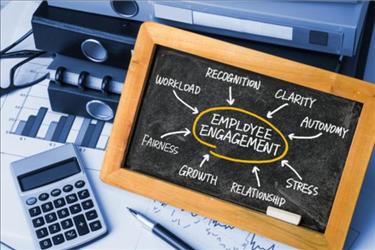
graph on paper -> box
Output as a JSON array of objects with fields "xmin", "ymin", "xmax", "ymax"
[
  {"xmin": 149, "ymin": 201, "xmax": 281, "ymax": 250},
  {"xmin": 4, "ymin": 82, "xmax": 111, "ymax": 151},
  {"xmin": 10, "ymin": 106, "xmax": 108, "ymax": 150}
]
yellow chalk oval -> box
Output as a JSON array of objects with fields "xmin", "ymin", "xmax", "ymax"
[{"xmin": 192, "ymin": 106, "xmax": 289, "ymax": 164}]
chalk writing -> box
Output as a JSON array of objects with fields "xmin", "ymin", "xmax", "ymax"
[
  {"xmin": 299, "ymin": 116, "xmax": 350, "ymax": 139},
  {"xmin": 141, "ymin": 133, "xmax": 179, "ymax": 154},
  {"xmin": 274, "ymin": 89, "xmax": 317, "ymax": 108},
  {"xmin": 155, "ymin": 74, "xmax": 201, "ymax": 95},
  {"xmin": 230, "ymin": 182, "xmax": 286, "ymax": 207},
  {"xmin": 178, "ymin": 165, "xmax": 219, "ymax": 186},
  {"xmin": 205, "ymin": 67, "xmax": 261, "ymax": 90}
]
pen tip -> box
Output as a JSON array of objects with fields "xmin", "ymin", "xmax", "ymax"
[{"xmin": 127, "ymin": 207, "xmax": 137, "ymax": 216}]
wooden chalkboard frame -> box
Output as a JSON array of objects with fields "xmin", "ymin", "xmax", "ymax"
[{"xmin": 101, "ymin": 22, "xmax": 375, "ymax": 249}]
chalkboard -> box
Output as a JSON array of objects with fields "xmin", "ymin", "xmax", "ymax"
[
  {"xmin": 101, "ymin": 22, "xmax": 375, "ymax": 249},
  {"xmin": 124, "ymin": 46, "xmax": 362, "ymax": 232}
]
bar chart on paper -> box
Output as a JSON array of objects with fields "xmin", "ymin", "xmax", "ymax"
[
  {"xmin": 11, "ymin": 106, "xmax": 108, "ymax": 150},
  {"xmin": 3, "ymin": 81, "xmax": 112, "ymax": 151}
]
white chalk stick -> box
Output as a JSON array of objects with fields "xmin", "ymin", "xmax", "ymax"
[{"xmin": 266, "ymin": 206, "xmax": 301, "ymax": 225}]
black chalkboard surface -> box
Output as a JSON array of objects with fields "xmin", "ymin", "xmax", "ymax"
[{"xmin": 124, "ymin": 46, "xmax": 362, "ymax": 232}]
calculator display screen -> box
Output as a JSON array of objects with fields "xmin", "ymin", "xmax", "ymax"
[{"xmin": 18, "ymin": 158, "xmax": 81, "ymax": 191}]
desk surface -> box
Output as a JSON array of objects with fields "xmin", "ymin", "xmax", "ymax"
[{"xmin": 1, "ymin": 2, "xmax": 374, "ymax": 250}]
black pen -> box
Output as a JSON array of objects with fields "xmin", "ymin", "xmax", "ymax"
[{"xmin": 127, "ymin": 207, "xmax": 194, "ymax": 250}]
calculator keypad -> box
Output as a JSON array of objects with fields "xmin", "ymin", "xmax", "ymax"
[
  {"xmin": 24, "ymin": 179, "xmax": 104, "ymax": 249},
  {"xmin": 64, "ymin": 229, "xmax": 77, "ymax": 241},
  {"xmin": 53, "ymin": 198, "xmax": 66, "ymax": 208},
  {"xmin": 29, "ymin": 206, "xmax": 41, "ymax": 217},
  {"xmin": 51, "ymin": 189, "xmax": 61, "ymax": 197},
  {"xmin": 89, "ymin": 221, "xmax": 102, "ymax": 232},
  {"xmin": 39, "ymin": 238, "xmax": 52, "ymax": 249},
  {"xmin": 82, "ymin": 200, "xmax": 94, "ymax": 210},
  {"xmin": 85, "ymin": 210, "xmax": 98, "ymax": 221},
  {"xmin": 26, "ymin": 197, "xmax": 37, "ymax": 205},
  {"xmin": 63, "ymin": 185, "xmax": 73, "ymax": 193},
  {"xmin": 45, "ymin": 212, "xmax": 57, "ymax": 223},
  {"xmin": 57, "ymin": 208, "xmax": 69, "ymax": 219},
  {"xmin": 78, "ymin": 189, "xmax": 89, "ymax": 199},
  {"xmin": 41, "ymin": 202, "xmax": 53, "ymax": 213},
  {"xmin": 36, "ymin": 228, "xmax": 49, "ymax": 239},
  {"xmin": 39, "ymin": 193, "xmax": 49, "ymax": 201},
  {"xmin": 32, "ymin": 217, "xmax": 45, "ymax": 228},
  {"xmin": 48, "ymin": 223, "xmax": 61, "ymax": 234},
  {"xmin": 69, "ymin": 204, "xmax": 82, "ymax": 214},
  {"xmin": 73, "ymin": 214, "xmax": 90, "ymax": 236},
  {"xmin": 66, "ymin": 194, "xmax": 78, "ymax": 204},
  {"xmin": 61, "ymin": 218, "xmax": 73, "ymax": 229},
  {"xmin": 52, "ymin": 234, "xmax": 64, "ymax": 245},
  {"xmin": 74, "ymin": 180, "xmax": 85, "ymax": 188}
]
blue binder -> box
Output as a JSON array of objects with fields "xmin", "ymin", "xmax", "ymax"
[{"xmin": 47, "ymin": 0, "xmax": 369, "ymax": 56}]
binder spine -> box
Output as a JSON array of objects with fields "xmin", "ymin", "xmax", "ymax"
[
  {"xmin": 51, "ymin": 67, "xmax": 121, "ymax": 95},
  {"xmin": 47, "ymin": 60, "xmax": 123, "ymax": 122},
  {"xmin": 32, "ymin": 2, "xmax": 141, "ymax": 68},
  {"xmin": 48, "ymin": 79, "xmax": 120, "ymax": 122}
]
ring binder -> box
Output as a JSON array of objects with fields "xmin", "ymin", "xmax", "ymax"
[
  {"xmin": 48, "ymin": 81, "xmax": 119, "ymax": 122},
  {"xmin": 47, "ymin": 55, "xmax": 125, "ymax": 122},
  {"xmin": 55, "ymin": 66, "xmax": 65, "ymax": 84},
  {"xmin": 78, "ymin": 71, "xmax": 89, "ymax": 90},
  {"xmin": 32, "ymin": 2, "xmax": 141, "ymax": 68},
  {"xmin": 101, "ymin": 76, "xmax": 112, "ymax": 94},
  {"xmin": 48, "ymin": 55, "xmax": 125, "ymax": 94}
]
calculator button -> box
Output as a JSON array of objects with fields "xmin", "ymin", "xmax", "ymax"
[
  {"xmin": 78, "ymin": 189, "xmax": 90, "ymax": 200},
  {"xmin": 75, "ymin": 180, "xmax": 85, "ymax": 188},
  {"xmin": 65, "ymin": 229, "xmax": 77, "ymax": 241},
  {"xmin": 63, "ymin": 184, "xmax": 73, "ymax": 193},
  {"xmin": 73, "ymin": 214, "xmax": 89, "ymax": 236},
  {"xmin": 26, "ymin": 197, "xmax": 37, "ymax": 205},
  {"xmin": 61, "ymin": 218, "xmax": 73, "ymax": 229},
  {"xmin": 66, "ymin": 194, "xmax": 78, "ymax": 204},
  {"xmin": 57, "ymin": 208, "xmax": 69, "ymax": 219},
  {"xmin": 85, "ymin": 210, "xmax": 98, "ymax": 221},
  {"xmin": 29, "ymin": 206, "xmax": 41, "ymax": 217},
  {"xmin": 39, "ymin": 193, "xmax": 49, "ymax": 201},
  {"xmin": 39, "ymin": 238, "xmax": 52, "ymax": 249},
  {"xmin": 45, "ymin": 212, "xmax": 57, "ymax": 223},
  {"xmin": 51, "ymin": 189, "xmax": 61, "ymax": 197},
  {"xmin": 48, "ymin": 223, "xmax": 61, "ymax": 234},
  {"xmin": 41, "ymin": 202, "xmax": 53, "ymax": 213},
  {"xmin": 52, "ymin": 234, "xmax": 64, "ymax": 245},
  {"xmin": 36, "ymin": 227, "xmax": 49, "ymax": 239},
  {"xmin": 32, "ymin": 217, "xmax": 45, "ymax": 228},
  {"xmin": 69, "ymin": 204, "xmax": 82, "ymax": 214},
  {"xmin": 53, "ymin": 198, "xmax": 66, "ymax": 208},
  {"xmin": 89, "ymin": 220, "xmax": 102, "ymax": 231},
  {"xmin": 82, "ymin": 199, "xmax": 94, "ymax": 210}
]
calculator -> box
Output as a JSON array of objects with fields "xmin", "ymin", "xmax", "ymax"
[{"xmin": 11, "ymin": 144, "xmax": 107, "ymax": 249}]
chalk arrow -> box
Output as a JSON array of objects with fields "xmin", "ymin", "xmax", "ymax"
[
  {"xmin": 288, "ymin": 132, "xmax": 322, "ymax": 141},
  {"xmin": 199, "ymin": 154, "xmax": 210, "ymax": 168},
  {"xmin": 281, "ymin": 160, "xmax": 302, "ymax": 180},
  {"xmin": 160, "ymin": 128, "xmax": 191, "ymax": 139},
  {"xmin": 226, "ymin": 86, "xmax": 235, "ymax": 105},
  {"xmin": 252, "ymin": 166, "xmax": 261, "ymax": 187},
  {"xmin": 173, "ymin": 90, "xmax": 199, "ymax": 115},
  {"xmin": 266, "ymin": 103, "xmax": 289, "ymax": 119}
]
